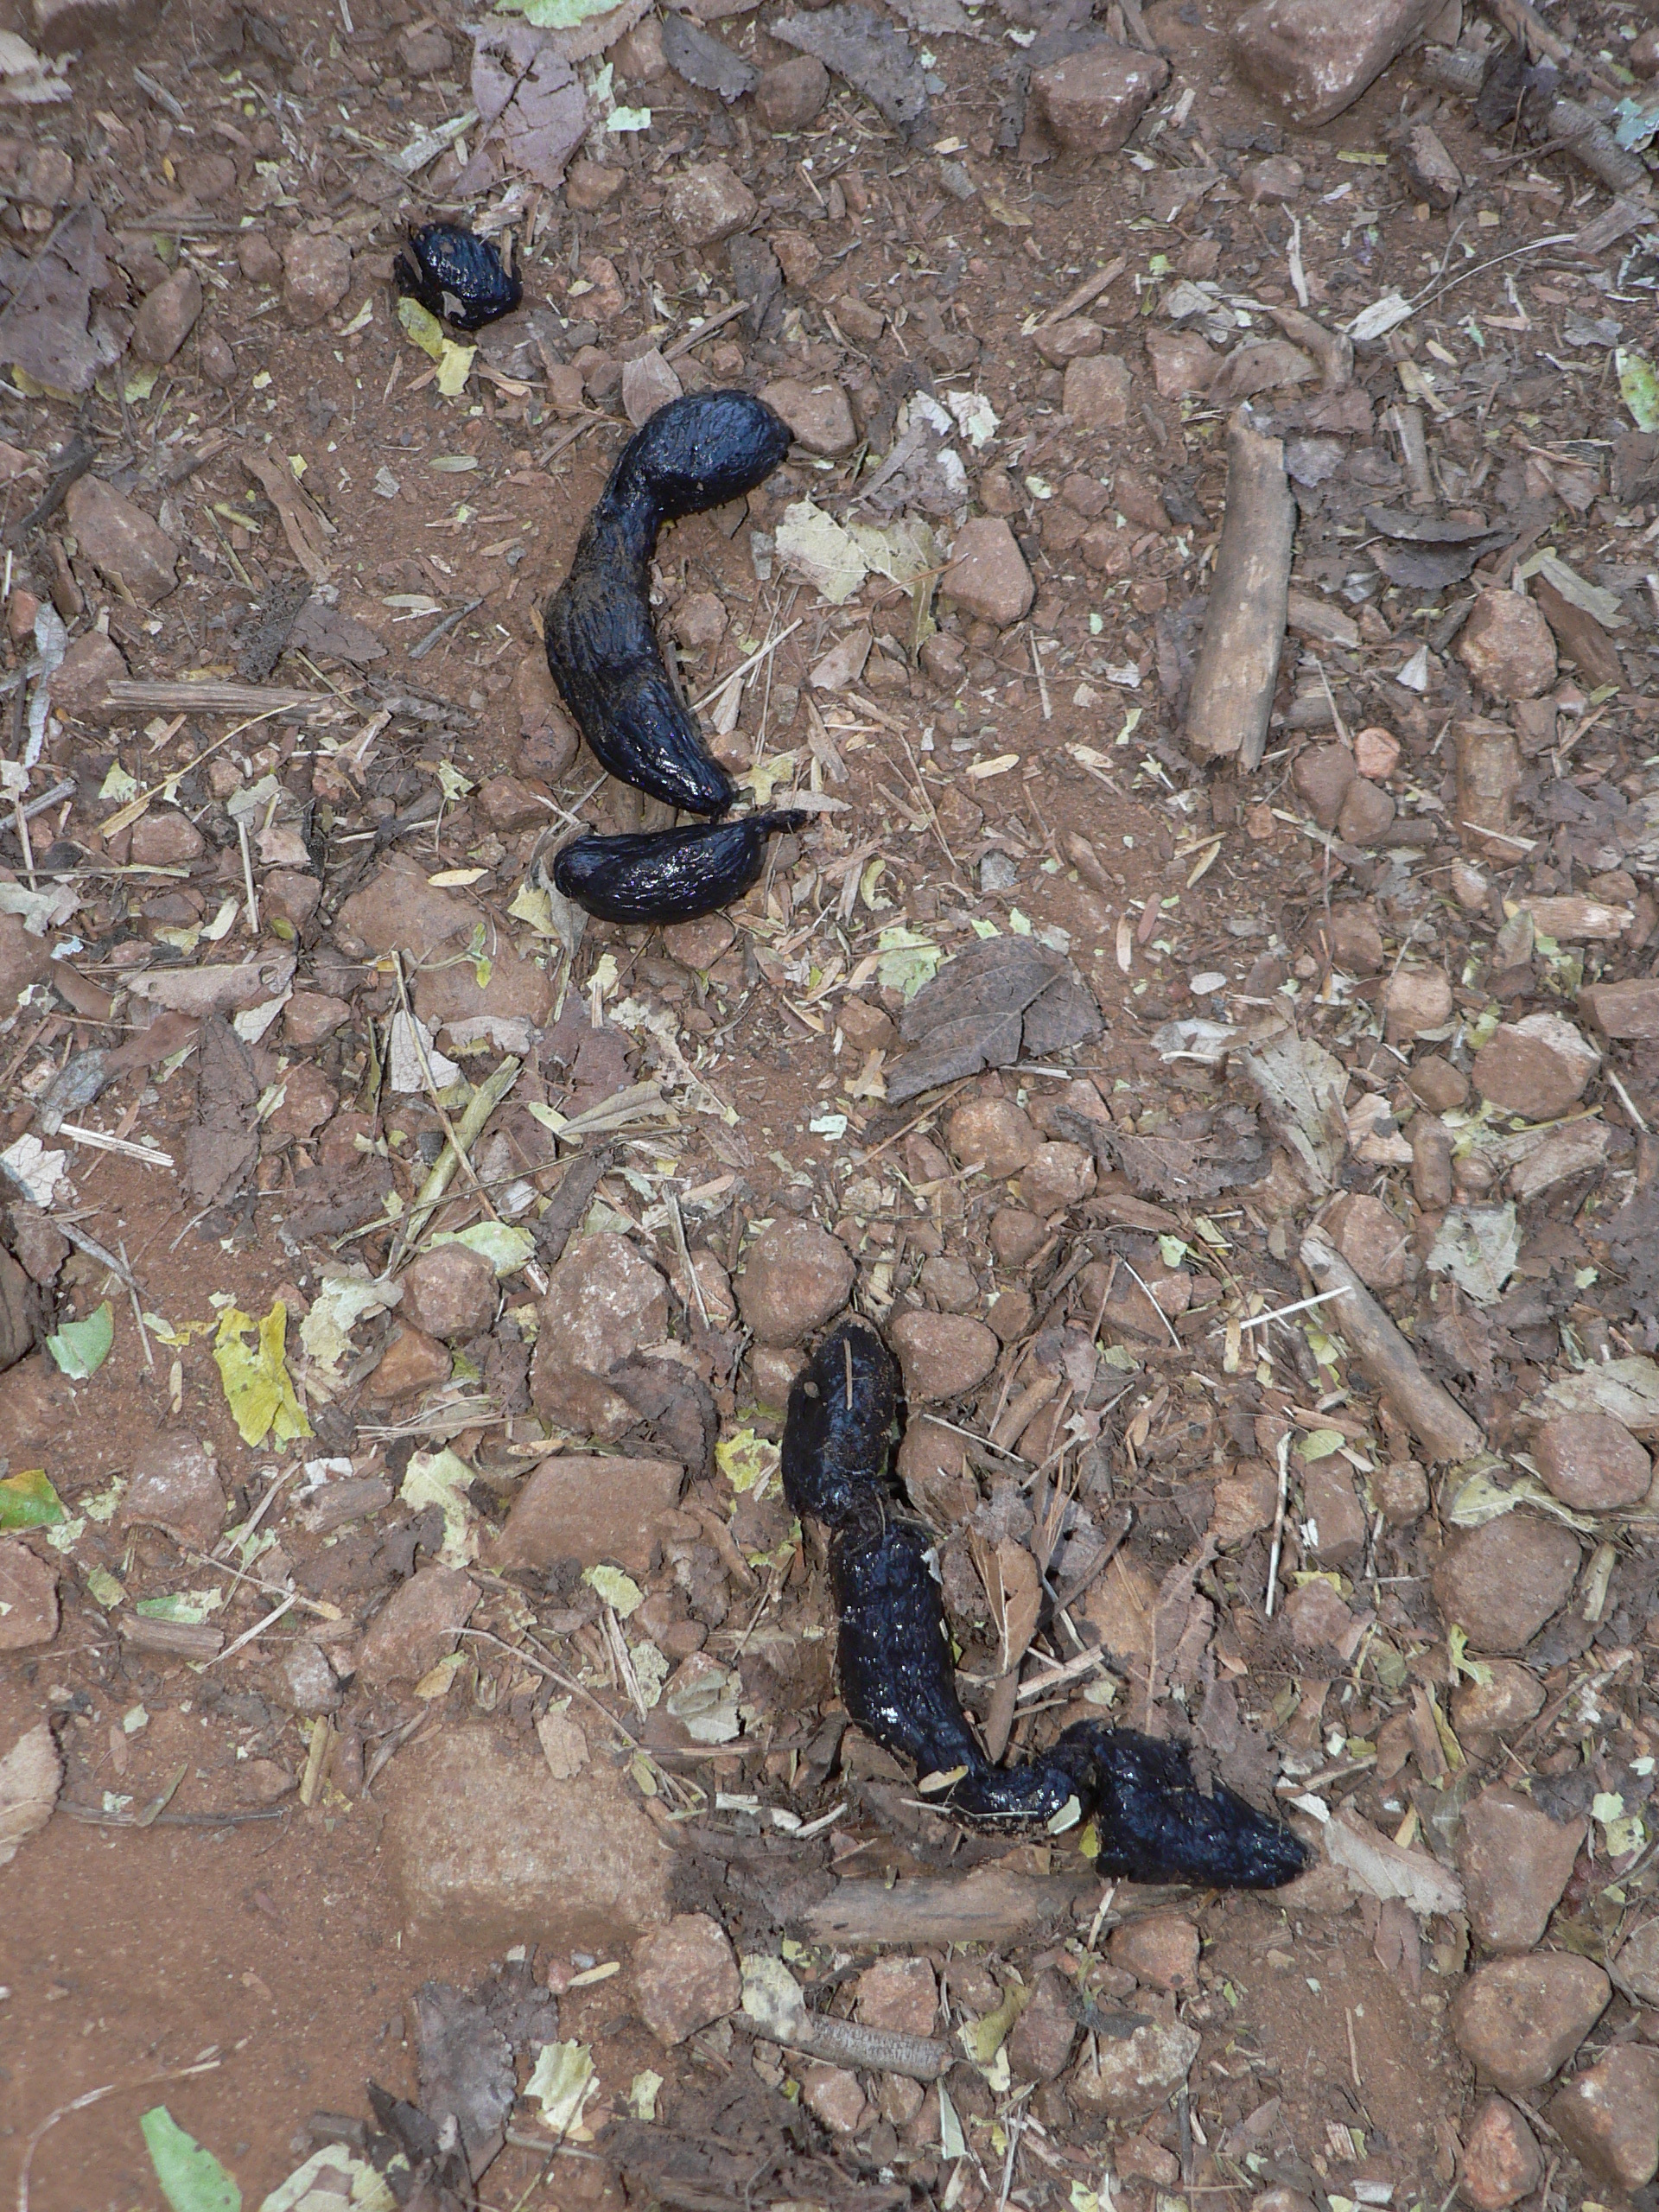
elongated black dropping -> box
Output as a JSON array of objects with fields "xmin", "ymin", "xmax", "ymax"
[
  {"xmin": 784, "ymin": 1319, "xmax": 1310, "ymax": 1889},
  {"xmin": 550, "ymin": 810, "xmax": 808, "ymax": 926},
  {"xmin": 394, "ymin": 225, "xmax": 523, "ymax": 332},
  {"xmin": 543, "ymin": 391, "xmax": 793, "ymax": 818}
]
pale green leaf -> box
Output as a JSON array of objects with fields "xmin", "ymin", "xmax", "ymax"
[
  {"xmin": 875, "ymin": 925, "xmax": 940, "ymax": 999},
  {"xmin": 524, "ymin": 2041, "xmax": 594, "ymax": 2137},
  {"xmin": 47, "ymin": 1300, "xmax": 114, "ymax": 1379},
  {"xmin": 140, "ymin": 2108, "xmax": 240, "ymax": 2212},
  {"xmin": 583, "ymin": 1563, "xmax": 643, "ymax": 1616},
  {"xmin": 397, "ymin": 294, "xmax": 445, "ymax": 361},
  {"xmin": 435, "ymin": 340, "xmax": 475, "ymax": 397},
  {"xmin": 400, "ymin": 1448, "xmax": 475, "ymax": 1566},
  {"xmin": 213, "ymin": 1302, "xmax": 311, "ymax": 1448},
  {"xmin": 430, "ymin": 1221, "xmax": 535, "ymax": 1275},
  {"xmin": 1618, "ymin": 347, "xmax": 1659, "ymax": 433},
  {"xmin": 715, "ymin": 1427, "xmax": 779, "ymax": 1497}
]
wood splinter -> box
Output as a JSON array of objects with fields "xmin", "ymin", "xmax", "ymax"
[{"xmin": 1183, "ymin": 405, "xmax": 1295, "ymax": 774}]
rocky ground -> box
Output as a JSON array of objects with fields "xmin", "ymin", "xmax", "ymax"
[{"xmin": 3, "ymin": 0, "xmax": 1659, "ymax": 2208}]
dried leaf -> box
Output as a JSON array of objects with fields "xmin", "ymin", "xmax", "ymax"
[
  {"xmin": 0, "ymin": 1719, "xmax": 61, "ymax": 1869},
  {"xmin": 1427, "ymin": 1205, "xmax": 1520, "ymax": 1305},
  {"xmin": 213, "ymin": 1302, "xmax": 311, "ymax": 1450},
  {"xmin": 1325, "ymin": 1805, "xmax": 1465, "ymax": 1916}
]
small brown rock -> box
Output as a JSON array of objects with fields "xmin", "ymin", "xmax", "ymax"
[
  {"xmin": 888, "ymin": 1311, "xmax": 999, "ymax": 1404},
  {"xmin": 1302, "ymin": 1459, "xmax": 1366, "ymax": 1566},
  {"xmin": 666, "ymin": 162, "xmax": 757, "ymax": 245},
  {"xmin": 64, "ymin": 478, "xmax": 177, "ymax": 606},
  {"xmin": 632, "ymin": 1912, "xmax": 741, "ymax": 2045},
  {"xmin": 1433, "ymin": 1516, "xmax": 1580, "ymax": 1653},
  {"xmin": 283, "ymin": 232, "xmax": 353, "ymax": 327},
  {"xmin": 264, "ymin": 870, "xmax": 321, "ymax": 931},
  {"xmin": 1581, "ymin": 977, "xmax": 1659, "ymax": 1040},
  {"xmin": 358, "ymin": 1564, "xmax": 479, "ymax": 1688},
  {"xmin": 1452, "ymin": 1954, "xmax": 1609, "ymax": 2093},
  {"xmin": 1459, "ymin": 2095, "xmax": 1542, "ymax": 2211},
  {"xmin": 1472, "ymin": 1015, "xmax": 1599, "ymax": 1120},
  {"xmin": 1033, "ymin": 317, "xmax": 1103, "ymax": 367},
  {"xmin": 0, "ymin": 1540, "xmax": 58, "ymax": 1649},
  {"xmin": 130, "ymin": 810, "xmax": 206, "ymax": 867},
  {"xmin": 1383, "ymin": 965, "xmax": 1453, "ymax": 1043},
  {"xmin": 1451, "ymin": 1658, "xmax": 1545, "ymax": 1742},
  {"xmin": 1325, "ymin": 905, "xmax": 1384, "ymax": 974},
  {"xmin": 397, "ymin": 22, "xmax": 451, "ymax": 73},
  {"xmin": 942, "ymin": 518, "xmax": 1034, "ymax": 628},
  {"xmin": 1062, "ymin": 353, "xmax": 1133, "ymax": 431},
  {"xmin": 118, "ymin": 1432, "xmax": 224, "ymax": 1547},
  {"xmin": 403, "ymin": 1243, "xmax": 499, "ymax": 1342},
  {"xmin": 1146, "ymin": 327, "xmax": 1217, "ymax": 397},
  {"xmin": 45, "ymin": 630, "xmax": 127, "ymax": 721},
  {"xmin": 1069, "ymin": 2017, "xmax": 1198, "ymax": 2119},
  {"xmin": 285, "ymin": 989, "xmax": 351, "ymax": 1046},
  {"xmin": 1411, "ymin": 1117, "xmax": 1454, "ymax": 1211},
  {"xmin": 1234, "ymin": 0, "xmax": 1450, "ymax": 127},
  {"xmin": 1029, "ymin": 41, "xmax": 1170, "ymax": 153},
  {"xmin": 491, "ymin": 1453, "xmax": 682, "ymax": 1576},
  {"xmin": 1292, "ymin": 742, "xmax": 1356, "ymax": 830},
  {"xmin": 986, "ymin": 1286, "xmax": 1033, "ymax": 1343},
  {"xmin": 920, "ymin": 1255, "xmax": 979, "ymax": 1314},
  {"xmin": 1546, "ymin": 2045, "xmax": 1659, "ymax": 2191},
  {"xmin": 477, "ymin": 773, "xmax": 546, "ymax": 836},
  {"xmin": 132, "ymin": 267, "xmax": 203, "ymax": 365},
  {"xmin": 564, "ymin": 158, "xmax": 624, "ymax": 211},
  {"xmin": 1375, "ymin": 1459, "xmax": 1429, "ymax": 1527},
  {"xmin": 946, "ymin": 1096, "xmax": 1039, "ymax": 1179},
  {"xmin": 754, "ymin": 53, "xmax": 829, "ymax": 130},
  {"xmin": 737, "ymin": 1217, "xmax": 855, "ymax": 1344},
  {"xmin": 760, "ymin": 376, "xmax": 855, "ymax": 458},
  {"xmin": 237, "ymin": 230, "xmax": 283, "ymax": 284},
  {"xmin": 1211, "ymin": 1466, "xmax": 1277, "ymax": 1547},
  {"xmin": 1534, "ymin": 1411, "xmax": 1652, "ymax": 1511},
  {"xmin": 365, "ymin": 1322, "xmax": 453, "ymax": 1406},
  {"xmin": 1458, "ymin": 590, "xmax": 1558, "ymax": 702},
  {"xmin": 856, "ymin": 1955, "xmax": 936, "ymax": 2037},
  {"xmin": 531, "ymin": 1232, "xmax": 671, "ymax": 1436},
  {"xmin": 1338, "ymin": 777, "xmax": 1395, "ymax": 846},
  {"xmin": 1283, "ymin": 1578, "xmax": 1355, "ymax": 1650},
  {"xmin": 1019, "ymin": 1141, "xmax": 1096, "ymax": 1217},
  {"xmin": 989, "ymin": 1208, "xmax": 1047, "ymax": 1268},
  {"xmin": 1006, "ymin": 1969, "xmax": 1078, "ymax": 2082},
  {"xmin": 801, "ymin": 2064, "xmax": 868, "ymax": 2136},
  {"xmin": 749, "ymin": 1344, "xmax": 807, "ymax": 1408},
  {"xmin": 664, "ymin": 915, "xmax": 735, "ymax": 969},
  {"xmin": 1325, "ymin": 1192, "xmax": 1409, "ymax": 1292},
  {"xmin": 1457, "ymin": 1785, "xmax": 1583, "ymax": 1953},
  {"xmin": 1630, "ymin": 24, "xmax": 1659, "ymax": 76},
  {"xmin": 1409, "ymin": 1056, "xmax": 1469, "ymax": 1112},
  {"xmin": 1109, "ymin": 1913, "xmax": 1199, "ymax": 1991},
  {"xmin": 1242, "ymin": 154, "xmax": 1305, "ymax": 201},
  {"xmin": 1618, "ymin": 1921, "xmax": 1659, "ymax": 2004},
  {"xmin": 264, "ymin": 1062, "xmax": 336, "ymax": 1141}
]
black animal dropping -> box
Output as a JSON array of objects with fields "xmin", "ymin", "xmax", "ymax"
[
  {"xmin": 782, "ymin": 1317, "xmax": 1312, "ymax": 1890},
  {"xmin": 550, "ymin": 812, "xmax": 808, "ymax": 927},
  {"xmin": 543, "ymin": 391, "xmax": 793, "ymax": 824},
  {"xmin": 394, "ymin": 225, "xmax": 523, "ymax": 332}
]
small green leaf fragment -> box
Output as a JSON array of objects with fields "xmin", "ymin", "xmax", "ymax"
[{"xmin": 140, "ymin": 2108, "xmax": 241, "ymax": 2212}]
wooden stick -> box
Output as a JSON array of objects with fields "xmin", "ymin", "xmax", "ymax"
[
  {"xmin": 1182, "ymin": 408, "xmax": 1294, "ymax": 772},
  {"xmin": 104, "ymin": 680, "xmax": 316, "ymax": 715},
  {"xmin": 797, "ymin": 1866, "xmax": 1098, "ymax": 1947},
  {"xmin": 1300, "ymin": 1233, "xmax": 1484, "ymax": 1463},
  {"xmin": 1037, "ymin": 253, "xmax": 1128, "ymax": 330}
]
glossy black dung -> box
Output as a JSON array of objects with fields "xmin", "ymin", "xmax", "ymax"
[
  {"xmin": 544, "ymin": 391, "xmax": 792, "ymax": 819},
  {"xmin": 550, "ymin": 810, "xmax": 808, "ymax": 925},
  {"xmin": 783, "ymin": 1318, "xmax": 1311, "ymax": 1888},
  {"xmin": 393, "ymin": 225, "xmax": 523, "ymax": 332}
]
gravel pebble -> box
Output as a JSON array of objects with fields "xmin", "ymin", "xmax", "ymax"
[
  {"xmin": 1451, "ymin": 1954, "xmax": 1609, "ymax": 2094},
  {"xmin": 1431, "ymin": 1516, "xmax": 1581, "ymax": 1652},
  {"xmin": 632, "ymin": 1912, "xmax": 741, "ymax": 2045}
]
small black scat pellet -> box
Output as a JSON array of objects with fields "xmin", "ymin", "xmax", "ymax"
[
  {"xmin": 783, "ymin": 1318, "xmax": 1312, "ymax": 1891},
  {"xmin": 550, "ymin": 810, "xmax": 809, "ymax": 926},
  {"xmin": 543, "ymin": 391, "xmax": 793, "ymax": 819},
  {"xmin": 393, "ymin": 224, "xmax": 523, "ymax": 333}
]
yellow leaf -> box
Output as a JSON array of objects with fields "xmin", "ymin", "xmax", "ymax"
[
  {"xmin": 435, "ymin": 340, "xmax": 475, "ymax": 397},
  {"xmin": 213, "ymin": 1301, "xmax": 312, "ymax": 1448},
  {"xmin": 397, "ymin": 294, "xmax": 446, "ymax": 361}
]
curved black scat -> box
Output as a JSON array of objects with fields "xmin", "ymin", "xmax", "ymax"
[
  {"xmin": 550, "ymin": 810, "xmax": 809, "ymax": 926},
  {"xmin": 543, "ymin": 391, "xmax": 792, "ymax": 818},
  {"xmin": 394, "ymin": 225, "xmax": 523, "ymax": 332},
  {"xmin": 783, "ymin": 1317, "xmax": 1310, "ymax": 1891}
]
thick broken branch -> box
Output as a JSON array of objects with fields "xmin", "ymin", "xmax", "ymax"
[
  {"xmin": 1183, "ymin": 408, "xmax": 1295, "ymax": 772},
  {"xmin": 1300, "ymin": 1234, "xmax": 1484, "ymax": 1463},
  {"xmin": 797, "ymin": 1866, "xmax": 1097, "ymax": 1947}
]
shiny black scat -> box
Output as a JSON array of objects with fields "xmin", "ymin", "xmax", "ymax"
[
  {"xmin": 550, "ymin": 811, "xmax": 808, "ymax": 927},
  {"xmin": 783, "ymin": 1317, "xmax": 1312, "ymax": 1889},
  {"xmin": 393, "ymin": 225, "xmax": 523, "ymax": 333},
  {"xmin": 543, "ymin": 390, "xmax": 793, "ymax": 820}
]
